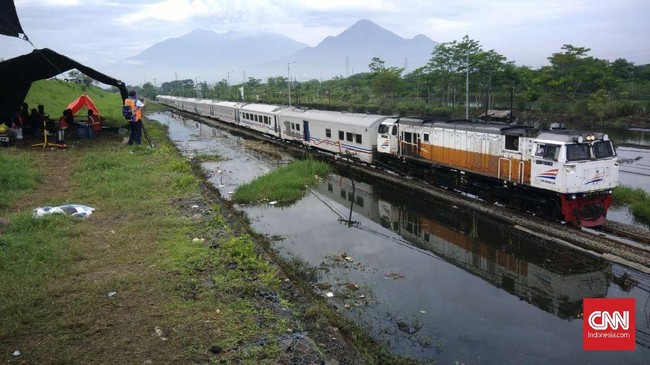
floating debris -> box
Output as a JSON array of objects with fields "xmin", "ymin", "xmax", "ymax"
[
  {"xmin": 345, "ymin": 282, "xmax": 359, "ymax": 290},
  {"xmin": 385, "ymin": 272, "xmax": 405, "ymax": 280},
  {"xmin": 325, "ymin": 292, "xmax": 334, "ymax": 298}
]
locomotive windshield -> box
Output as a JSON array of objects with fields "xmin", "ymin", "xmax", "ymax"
[
  {"xmin": 565, "ymin": 141, "xmax": 616, "ymax": 161},
  {"xmin": 378, "ymin": 124, "xmax": 389, "ymax": 134},
  {"xmin": 566, "ymin": 144, "xmax": 591, "ymax": 161},
  {"xmin": 593, "ymin": 141, "xmax": 615, "ymax": 159}
]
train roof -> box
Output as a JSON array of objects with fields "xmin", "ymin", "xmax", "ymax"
[
  {"xmin": 210, "ymin": 100, "xmax": 243, "ymax": 107},
  {"xmin": 402, "ymin": 118, "xmax": 538, "ymax": 136},
  {"xmin": 239, "ymin": 103, "xmax": 288, "ymax": 113},
  {"xmin": 536, "ymin": 130, "xmax": 609, "ymax": 143},
  {"xmin": 279, "ymin": 108, "xmax": 388, "ymax": 127}
]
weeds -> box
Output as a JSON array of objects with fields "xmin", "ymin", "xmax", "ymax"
[
  {"xmin": 612, "ymin": 185, "xmax": 650, "ymax": 225},
  {"xmin": 232, "ymin": 159, "xmax": 331, "ymax": 204}
]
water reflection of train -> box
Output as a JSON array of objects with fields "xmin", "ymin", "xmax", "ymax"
[{"xmin": 315, "ymin": 173, "xmax": 611, "ymax": 319}]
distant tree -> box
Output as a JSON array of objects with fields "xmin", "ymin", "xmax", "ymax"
[
  {"xmin": 368, "ymin": 57, "xmax": 403, "ymax": 103},
  {"xmin": 611, "ymin": 58, "xmax": 636, "ymax": 80},
  {"xmin": 141, "ymin": 82, "xmax": 158, "ymax": 99},
  {"xmin": 540, "ymin": 44, "xmax": 615, "ymax": 101}
]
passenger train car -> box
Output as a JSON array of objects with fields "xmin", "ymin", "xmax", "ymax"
[{"xmin": 156, "ymin": 95, "xmax": 619, "ymax": 227}]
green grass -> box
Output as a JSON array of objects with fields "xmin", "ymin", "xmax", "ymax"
[
  {"xmin": 232, "ymin": 159, "xmax": 332, "ymax": 204},
  {"xmin": 0, "ymin": 154, "xmax": 41, "ymax": 208},
  {"xmin": 1, "ymin": 83, "xmax": 417, "ymax": 363},
  {"xmin": 612, "ymin": 185, "xmax": 650, "ymax": 225}
]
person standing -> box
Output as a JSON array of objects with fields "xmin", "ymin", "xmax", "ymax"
[{"xmin": 124, "ymin": 90, "xmax": 144, "ymax": 145}]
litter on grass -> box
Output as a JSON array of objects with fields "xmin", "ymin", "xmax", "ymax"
[{"xmin": 33, "ymin": 204, "xmax": 95, "ymax": 219}]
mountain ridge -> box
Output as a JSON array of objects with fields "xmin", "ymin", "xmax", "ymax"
[{"xmin": 110, "ymin": 19, "xmax": 438, "ymax": 85}]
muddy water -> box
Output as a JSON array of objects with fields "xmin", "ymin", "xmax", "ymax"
[{"xmin": 154, "ymin": 112, "xmax": 650, "ymax": 364}]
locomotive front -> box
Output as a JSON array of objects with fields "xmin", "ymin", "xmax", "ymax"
[{"xmin": 530, "ymin": 131, "xmax": 619, "ymax": 227}]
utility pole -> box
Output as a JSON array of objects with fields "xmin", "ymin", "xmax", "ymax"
[
  {"xmin": 287, "ymin": 61, "xmax": 296, "ymax": 106},
  {"xmin": 227, "ymin": 70, "xmax": 234, "ymax": 99},
  {"xmin": 465, "ymin": 51, "xmax": 469, "ymax": 119}
]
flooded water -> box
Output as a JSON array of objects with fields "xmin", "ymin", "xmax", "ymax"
[{"xmin": 154, "ymin": 112, "xmax": 650, "ymax": 364}]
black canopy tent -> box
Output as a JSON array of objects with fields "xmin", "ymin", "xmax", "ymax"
[
  {"xmin": 0, "ymin": 0, "xmax": 26, "ymax": 39},
  {"xmin": 0, "ymin": 48, "xmax": 129, "ymax": 123},
  {"xmin": 0, "ymin": 1, "xmax": 128, "ymax": 122}
]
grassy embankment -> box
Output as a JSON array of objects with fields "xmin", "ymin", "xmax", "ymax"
[
  {"xmin": 612, "ymin": 185, "xmax": 650, "ymax": 225},
  {"xmin": 1, "ymin": 80, "xmax": 416, "ymax": 364},
  {"xmin": 232, "ymin": 159, "xmax": 332, "ymax": 205}
]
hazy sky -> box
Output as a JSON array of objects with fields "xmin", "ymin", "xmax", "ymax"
[{"xmin": 2, "ymin": 0, "xmax": 649, "ymax": 85}]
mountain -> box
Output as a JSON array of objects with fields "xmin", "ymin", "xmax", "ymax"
[
  {"xmin": 110, "ymin": 20, "xmax": 438, "ymax": 85},
  {"xmin": 249, "ymin": 19, "xmax": 438, "ymax": 80},
  {"xmin": 109, "ymin": 28, "xmax": 309, "ymax": 85}
]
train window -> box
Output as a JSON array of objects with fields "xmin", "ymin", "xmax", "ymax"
[
  {"xmin": 356, "ymin": 196, "xmax": 364, "ymax": 207},
  {"xmin": 355, "ymin": 134, "xmax": 362, "ymax": 144},
  {"xmin": 505, "ymin": 135, "xmax": 519, "ymax": 151},
  {"xmin": 346, "ymin": 132, "xmax": 354, "ymax": 142},
  {"xmin": 593, "ymin": 141, "xmax": 614, "ymax": 159},
  {"xmin": 391, "ymin": 125, "xmax": 397, "ymax": 136},
  {"xmin": 544, "ymin": 145, "xmax": 559, "ymax": 160},
  {"xmin": 296, "ymin": 124, "xmax": 300, "ymax": 131},
  {"xmin": 566, "ymin": 144, "xmax": 591, "ymax": 161},
  {"xmin": 423, "ymin": 133, "xmax": 429, "ymax": 142},
  {"xmin": 536, "ymin": 144, "xmax": 560, "ymax": 161},
  {"xmin": 378, "ymin": 125, "xmax": 389, "ymax": 134},
  {"xmin": 339, "ymin": 131, "xmax": 344, "ymax": 140},
  {"xmin": 403, "ymin": 132, "xmax": 412, "ymax": 143},
  {"xmin": 326, "ymin": 129, "xmax": 331, "ymax": 138}
]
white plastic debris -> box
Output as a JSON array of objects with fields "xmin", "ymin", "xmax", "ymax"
[
  {"xmin": 108, "ymin": 291, "xmax": 116, "ymax": 297},
  {"xmin": 33, "ymin": 204, "xmax": 95, "ymax": 219},
  {"xmin": 325, "ymin": 292, "xmax": 334, "ymax": 298},
  {"xmin": 269, "ymin": 201, "xmax": 278, "ymax": 205},
  {"xmin": 154, "ymin": 326, "xmax": 168, "ymax": 341},
  {"xmin": 12, "ymin": 350, "xmax": 20, "ymax": 357}
]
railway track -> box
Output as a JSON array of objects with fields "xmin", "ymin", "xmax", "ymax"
[{"xmin": 170, "ymin": 109, "xmax": 650, "ymax": 270}]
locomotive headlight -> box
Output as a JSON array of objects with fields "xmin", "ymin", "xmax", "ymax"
[
  {"xmin": 565, "ymin": 165, "xmax": 575, "ymax": 173},
  {"xmin": 570, "ymin": 194, "xmax": 578, "ymax": 200},
  {"xmin": 603, "ymin": 134, "xmax": 609, "ymax": 141}
]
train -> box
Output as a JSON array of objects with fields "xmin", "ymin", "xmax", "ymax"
[{"xmin": 155, "ymin": 95, "xmax": 620, "ymax": 227}]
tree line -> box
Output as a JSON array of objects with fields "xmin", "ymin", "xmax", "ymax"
[{"xmin": 133, "ymin": 36, "xmax": 650, "ymax": 127}]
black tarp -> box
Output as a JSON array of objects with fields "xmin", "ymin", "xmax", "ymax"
[
  {"xmin": 0, "ymin": 48, "xmax": 128, "ymax": 123},
  {"xmin": 0, "ymin": 0, "xmax": 26, "ymax": 39}
]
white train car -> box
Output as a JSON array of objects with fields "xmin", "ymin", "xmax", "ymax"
[
  {"xmin": 238, "ymin": 103, "xmax": 287, "ymax": 136},
  {"xmin": 277, "ymin": 108, "xmax": 389, "ymax": 163},
  {"xmin": 209, "ymin": 101, "xmax": 242, "ymax": 124}
]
